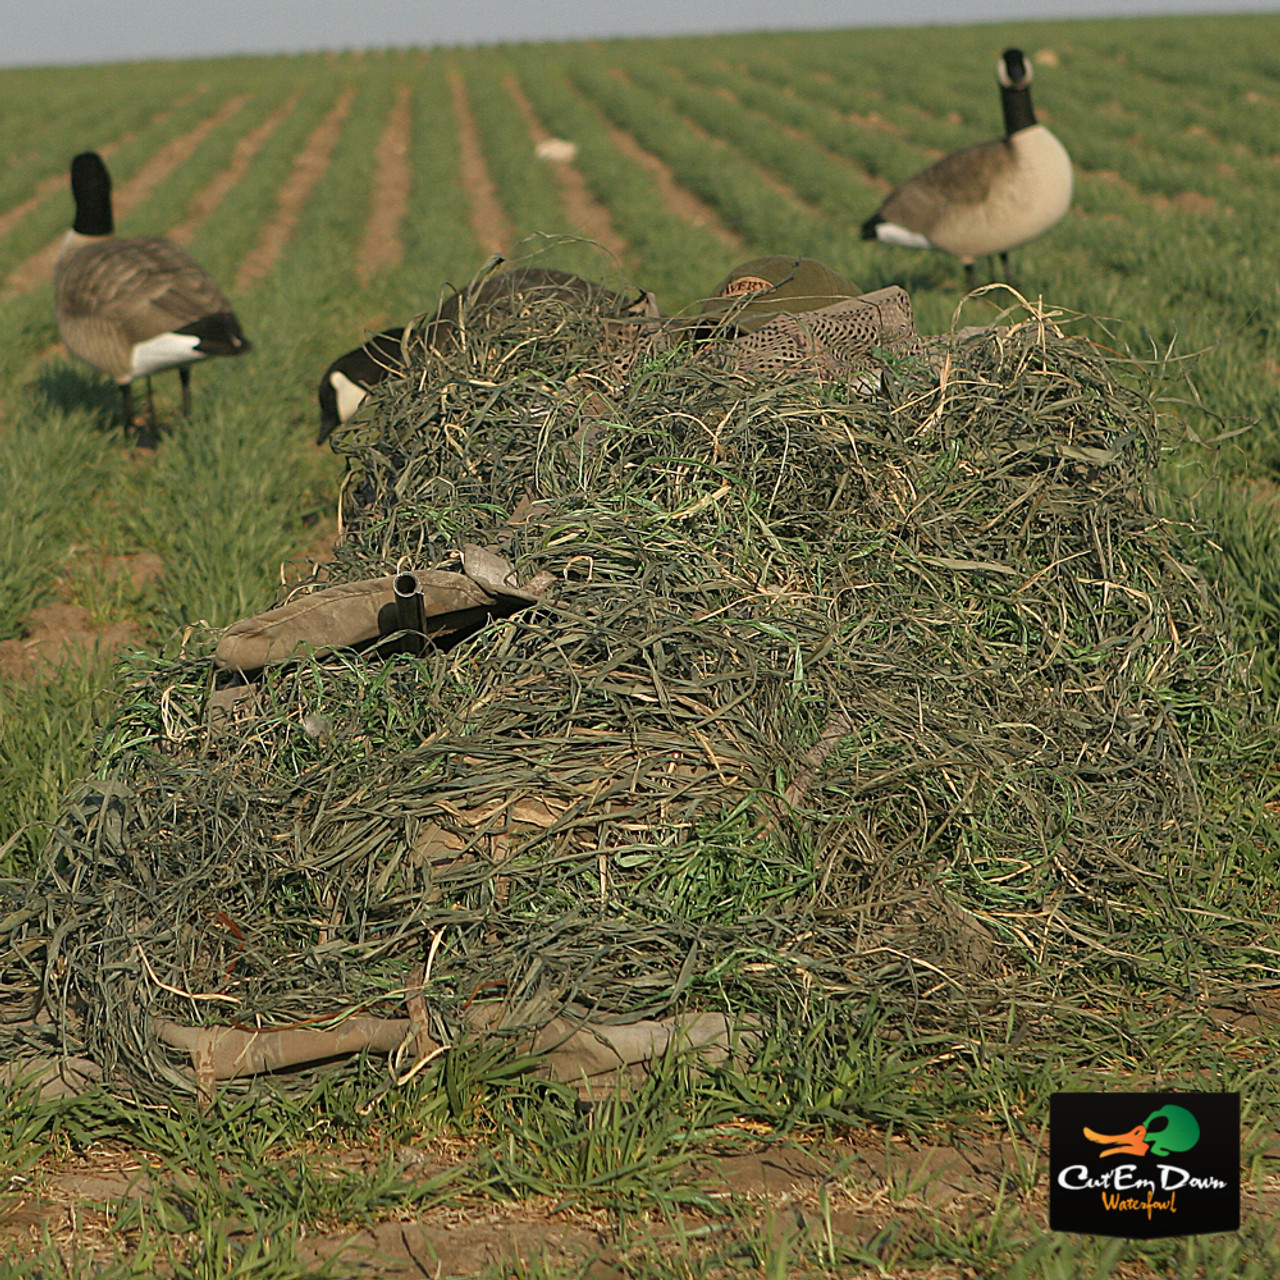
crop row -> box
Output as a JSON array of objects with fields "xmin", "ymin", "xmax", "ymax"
[
  {"xmin": 560, "ymin": 58, "xmax": 819, "ymax": 270},
  {"xmin": 525, "ymin": 30, "xmax": 1280, "ymax": 447},
  {"xmin": 0, "ymin": 55, "xmax": 473, "ymax": 857},
  {"xmin": 0, "ymin": 48, "xmax": 494, "ymax": 640},
  {"xmin": 1, "ymin": 25, "xmax": 1280, "ymax": 1277},
  {"xmin": 506, "ymin": 48, "xmax": 733, "ymax": 304},
  {"xmin": 753, "ymin": 23, "xmax": 1280, "ymax": 200},
  {"xmin": 0, "ymin": 62, "xmax": 206, "ymax": 216},
  {"xmin": 1, "ymin": 16, "xmax": 1280, "ymax": 864}
]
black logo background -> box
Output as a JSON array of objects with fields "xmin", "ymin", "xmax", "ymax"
[{"xmin": 1049, "ymin": 1092, "xmax": 1239, "ymax": 1239}]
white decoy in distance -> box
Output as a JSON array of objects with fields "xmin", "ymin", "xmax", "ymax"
[
  {"xmin": 55, "ymin": 151, "xmax": 251, "ymax": 434},
  {"xmin": 860, "ymin": 48, "xmax": 1073, "ymax": 289}
]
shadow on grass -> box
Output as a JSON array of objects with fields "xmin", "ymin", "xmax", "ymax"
[
  {"xmin": 27, "ymin": 363, "xmax": 177, "ymax": 448},
  {"xmin": 29, "ymin": 363, "xmax": 122, "ymax": 424}
]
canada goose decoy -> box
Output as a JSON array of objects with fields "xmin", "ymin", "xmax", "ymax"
[
  {"xmin": 317, "ymin": 328, "xmax": 406, "ymax": 444},
  {"xmin": 860, "ymin": 48, "xmax": 1072, "ymax": 289},
  {"xmin": 55, "ymin": 151, "xmax": 251, "ymax": 434},
  {"xmin": 317, "ymin": 267, "xmax": 657, "ymax": 443}
]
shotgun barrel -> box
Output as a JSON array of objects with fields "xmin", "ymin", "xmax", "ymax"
[{"xmin": 393, "ymin": 572, "xmax": 427, "ymax": 653}]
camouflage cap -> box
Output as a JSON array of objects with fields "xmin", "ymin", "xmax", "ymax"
[{"xmin": 697, "ymin": 256, "xmax": 863, "ymax": 332}]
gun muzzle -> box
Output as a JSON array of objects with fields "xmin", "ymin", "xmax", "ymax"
[{"xmin": 393, "ymin": 572, "xmax": 427, "ymax": 653}]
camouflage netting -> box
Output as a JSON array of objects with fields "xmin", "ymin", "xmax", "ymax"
[{"xmin": 0, "ymin": 266, "xmax": 1261, "ymax": 1102}]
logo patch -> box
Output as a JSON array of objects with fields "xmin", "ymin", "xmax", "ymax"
[
  {"xmin": 720, "ymin": 275, "xmax": 774, "ymax": 297},
  {"xmin": 1049, "ymin": 1092, "xmax": 1239, "ymax": 1238}
]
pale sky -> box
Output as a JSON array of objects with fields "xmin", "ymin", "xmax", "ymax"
[{"xmin": 0, "ymin": 0, "xmax": 1276, "ymax": 67}]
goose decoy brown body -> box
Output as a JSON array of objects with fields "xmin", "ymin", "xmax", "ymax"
[
  {"xmin": 55, "ymin": 151, "xmax": 251, "ymax": 431},
  {"xmin": 317, "ymin": 267, "xmax": 655, "ymax": 443},
  {"xmin": 860, "ymin": 49, "xmax": 1072, "ymax": 289}
]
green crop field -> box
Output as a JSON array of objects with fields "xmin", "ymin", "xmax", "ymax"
[{"xmin": 1, "ymin": 12, "xmax": 1280, "ymax": 1277}]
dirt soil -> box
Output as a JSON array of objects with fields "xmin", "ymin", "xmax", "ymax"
[
  {"xmin": 0, "ymin": 1133, "xmax": 1021, "ymax": 1277},
  {"xmin": 113, "ymin": 95, "xmax": 249, "ymax": 221},
  {"xmin": 5, "ymin": 1127, "xmax": 1274, "ymax": 1276},
  {"xmin": 599, "ymin": 112, "xmax": 744, "ymax": 252},
  {"xmin": 0, "ymin": 602, "xmax": 136, "ymax": 682},
  {"xmin": 605, "ymin": 65, "xmax": 823, "ymax": 220},
  {"xmin": 354, "ymin": 84, "xmax": 414, "ymax": 284},
  {"xmin": 1082, "ymin": 166, "xmax": 1218, "ymax": 215},
  {"xmin": 0, "ymin": 88, "xmax": 210, "ymax": 258},
  {"xmin": 0, "ymin": 172, "xmax": 73, "ymax": 245},
  {"xmin": 446, "ymin": 60, "xmax": 514, "ymax": 257},
  {"xmin": 847, "ymin": 108, "xmax": 902, "ymax": 136},
  {"xmin": 0, "ymin": 519, "xmax": 334, "ymax": 683},
  {"xmin": 0, "ymin": 552, "xmax": 163, "ymax": 682},
  {"xmin": 703, "ymin": 79, "xmax": 890, "ymax": 199},
  {"xmin": 234, "ymin": 86, "xmax": 357, "ymax": 293}
]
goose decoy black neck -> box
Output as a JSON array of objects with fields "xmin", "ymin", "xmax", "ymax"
[
  {"xmin": 998, "ymin": 48, "xmax": 1036, "ymax": 136},
  {"xmin": 70, "ymin": 151, "xmax": 114, "ymax": 237}
]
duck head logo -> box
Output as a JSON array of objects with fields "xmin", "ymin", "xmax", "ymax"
[{"xmin": 1083, "ymin": 1104, "xmax": 1200, "ymax": 1159}]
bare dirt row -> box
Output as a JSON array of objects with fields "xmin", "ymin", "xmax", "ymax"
[
  {"xmin": 447, "ymin": 60, "xmax": 514, "ymax": 257},
  {"xmin": 234, "ymin": 86, "xmax": 356, "ymax": 292},
  {"xmin": 168, "ymin": 91, "xmax": 302, "ymax": 246},
  {"xmin": 599, "ymin": 109, "xmax": 744, "ymax": 251},
  {"xmin": 604, "ymin": 64, "xmax": 823, "ymax": 220},
  {"xmin": 354, "ymin": 83, "xmax": 414, "ymax": 284},
  {"xmin": 503, "ymin": 72, "xmax": 633, "ymax": 267}
]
